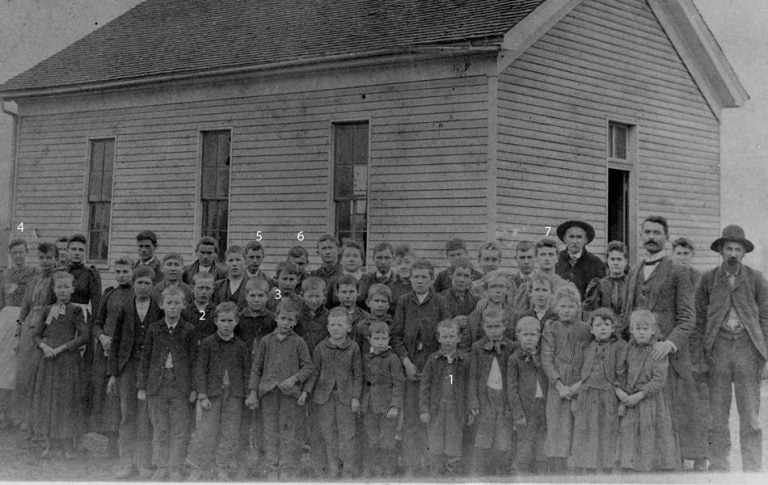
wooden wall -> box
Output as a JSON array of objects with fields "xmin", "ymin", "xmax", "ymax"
[{"xmin": 495, "ymin": 0, "xmax": 722, "ymax": 270}]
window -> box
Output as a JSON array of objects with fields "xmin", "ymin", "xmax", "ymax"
[
  {"xmin": 333, "ymin": 121, "xmax": 369, "ymax": 251},
  {"xmin": 200, "ymin": 130, "xmax": 231, "ymax": 257},
  {"xmin": 607, "ymin": 121, "xmax": 636, "ymax": 248},
  {"xmin": 609, "ymin": 122, "xmax": 628, "ymax": 160},
  {"xmin": 87, "ymin": 138, "xmax": 114, "ymax": 263},
  {"xmin": 608, "ymin": 168, "xmax": 629, "ymax": 243}
]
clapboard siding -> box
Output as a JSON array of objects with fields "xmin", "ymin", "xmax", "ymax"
[
  {"xmin": 496, "ymin": 0, "xmax": 721, "ymax": 269},
  {"xmin": 13, "ymin": 57, "xmax": 491, "ymax": 279}
]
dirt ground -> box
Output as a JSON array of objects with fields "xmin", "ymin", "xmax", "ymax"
[{"xmin": 1, "ymin": 383, "xmax": 767, "ymax": 483}]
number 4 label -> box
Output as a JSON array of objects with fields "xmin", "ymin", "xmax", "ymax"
[{"xmin": 16, "ymin": 222, "xmax": 23, "ymax": 232}]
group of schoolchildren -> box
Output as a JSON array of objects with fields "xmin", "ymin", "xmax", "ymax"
[{"xmin": 19, "ymin": 230, "xmax": 688, "ymax": 481}]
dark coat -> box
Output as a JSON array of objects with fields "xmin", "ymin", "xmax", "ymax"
[
  {"xmin": 196, "ymin": 333, "xmax": 250, "ymax": 398},
  {"xmin": 555, "ymin": 248, "xmax": 606, "ymax": 300},
  {"xmin": 107, "ymin": 297, "xmax": 164, "ymax": 376},
  {"xmin": 137, "ymin": 319, "xmax": 198, "ymax": 396},
  {"xmin": 507, "ymin": 348, "xmax": 548, "ymax": 422},
  {"xmin": 419, "ymin": 351, "xmax": 469, "ymax": 418},
  {"xmin": 468, "ymin": 336, "xmax": 517, "ymax": 413},
  {"xmin": 391, "ymin": 290, "xmax": 451, "ymax": 371},
  {"xmin": 305, "ymin": 337, "xmax": 363, "ymax": 405},
  {"xmin": 361, "ymin": 348, "xmax": 404, "ymax": 414},
  {"xmin": 182, "ymin": 260, "xmax": 228, "ymax": 286}
]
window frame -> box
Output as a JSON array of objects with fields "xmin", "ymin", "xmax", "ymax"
[
  {"xmin": 606, "ymin": 119, "xmax": 639, "ymax": 265},
  {"xmin": 197, "ymin": 128, "xmax": 233, "ymax": 259},
  {"xmin": 83, "ymin": 137, "xmax": 116, "ymax": 266}
]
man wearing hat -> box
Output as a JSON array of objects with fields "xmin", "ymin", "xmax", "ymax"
[
  {"xmin": 554, "ymin": 220, "xmax": 606, "ymax": 299},
  {"xmin": 694, "ymin": 225, "xmax": 768, "ymax": 472},
  {"xmin": 620, "ymin": 215, "xmax": 707, "ymax": 470}
]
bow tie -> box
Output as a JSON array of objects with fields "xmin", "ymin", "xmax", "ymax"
[{"xmin": 644, "ymin": 259, "xmax": 662, "ymax": 266}]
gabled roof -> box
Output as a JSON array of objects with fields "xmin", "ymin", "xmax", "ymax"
[{"xmin": 0, "ymin": 0, "xmax": 546, "ymax": 95}]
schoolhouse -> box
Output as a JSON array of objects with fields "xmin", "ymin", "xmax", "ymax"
[{"xmin": 0, "ymin": 0, "xmax": 746, "ymax": 277}]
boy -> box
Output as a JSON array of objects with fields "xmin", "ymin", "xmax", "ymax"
[
  {"xmin": 304, "ymin": 307, "xmax": 363, "ymax": 477},
  {"xmin": 391, "ymin": 259, "xmax": 450, "ymax": 476},
  {"xmin": 310, "ymin": 234, "xmax": 341, "ymax": 285},
  {"xmin": 471, "ymin": 242, "xmax": 504, "ymax": 299},
  {"xmin": 182, "ymin": 272, "xmax": 217, "ymax": 345},
  {"xmin": 187, "ymin": 302, "xmax": 250, "ymax": 480},
  {"xmin": 287, "ymin": 246, "xmax": 310, "ymax": 290},
  {"xmin": 151, "ymin": 253, "xmax": 194, "ymax": 305},
  {"xmin": 513, "ymin": 239, "xmax": 567, "ymax": 312},
  {"xmin": 266, "ymin": 261, "xmax": 301, "ymax": 314},
  {"xmin": 419, "ymin": 319, "xmax": 470, "ymax": 476},
  {"xmin": 107, "ymin": 266, "xmax": 163, "ymax": 479},
  {"xmin": 358, "ymin": 242, "xmax": 396, "ymax": 312},
  {"xmin": 183, "ymin": 236, "xmax": 227, "ymax": 285},
  {"xmin": 245, "ymin": 241, "xmax": 275, "ymax": 287},
  {"xmin": 355, "ymin": 284, "xmax": 393, "ymax": 355},
  {"xmin": 390, "ymin": 244, "xmax": 416, "ymax": 315},
  {"xmin": 135, "ymin": 230, "xmax": 163, "ymax": 283},
  {"xmin": 328, "ymin": 240, "xmax": 365, "ymax": 308},
  {"xmin": 91, "ymin": 257, "xmax": 135, "ymax": 458},
  {"xmin": 440, "ymin": 257, "xmax": 478, "ymax": 348},
  {"xmin": 433, "ymin": 239, "xmax": 483, "ymax": 293},
  {"xmin": 295, "ymin": 277, "xmax": 329, "ymax": 355},
  {"xmin": 507, "ymin": 316, "xmax": 548, "ymax": 474},
  {"xmin": 246, "ymin": 300, "xmax": 312, "ymax": 481},
  {"xmin": 335, "ymin": 274, "xmax": 368, "ymax": 333},
  {"xmin": 137, "ymin": 286, "xmax": 198, "ymax": 482},
  {"xmin": 212, "ymin": 245, "xmax": 248, "ymax": 308},
  {"xmin": 511, "ymin": 241, "xmax": 536, "ymax": 288},
  {"xmin": 361, "ymin": 321, "xmax": 404, "ymax": 477},
  {"xmin": 468, "ymin": 309, "xmax": 517, "ymax": 476}
]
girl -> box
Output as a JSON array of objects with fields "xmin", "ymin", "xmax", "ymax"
[
  {"xmin": 13, "ymin": 242, "xmax": 58, "ymax": 433},
  {"xmin": 541, "ymin": 284, "xmax": 590, "ymax": 473},
  {"xmin": 583, "ymin": 241, "xmax": 628, "ymax": 317},
  {"xmin": 615, "ymin": 309, "xmax": 680, "ymax": 472},
  {"xmin": 569, "ymin": 308, "xmax": 626, "ymax": 472},
  {"xmin": 0, "ymin": 239, "xmax": 37, "ymax": 428},
  {"xmin": 521, "ymin": 271, "xmax": 558, "ymax": 328},
  {"xmin": 31, "ymin": 271, "xmax": 89, "ymax": 457}
]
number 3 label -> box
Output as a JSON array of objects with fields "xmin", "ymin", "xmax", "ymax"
[{"xmin": 275, "ymin": 289, "xmax": 282, "ymax": 300}]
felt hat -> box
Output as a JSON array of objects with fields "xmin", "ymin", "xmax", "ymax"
[
  {"xmin": 710, "ymin": 225, "xmax": 754, "ymax": 253},
  {"xmin": 556, "ymin": 220, "xmax": 595, "ymax": 244}
]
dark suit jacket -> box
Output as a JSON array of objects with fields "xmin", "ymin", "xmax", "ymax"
[
  {"xmin": 107, "ymin": 297, "xmax": 164, "ymax": 377},
  {"xmin": 135, "ymin": 258, "xmax": 164, "ymax": 284},
  {"xmin": 556, "ymin": 248, "xmax": 606, "ymax": 300},
  {"xmin": 212, "ymin": 277, "xmax": 249, "ymax": 308},
  {"xmin": 694, "ymin": 264, "xmax": 768, "ymax": 362},
  {"xmin": 138, "ymin": 318, "xmax": 198, "ymax": 396},
  {"xmin": 182, "ymin": 260, "xmax": 228, "ymax": 286},
  {"xmin": 621, "ymin": 256, "xmax": 695, "ymax": 378}
]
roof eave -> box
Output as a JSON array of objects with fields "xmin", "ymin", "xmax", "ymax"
[
  {"xmin": 648, "ymin": 0, "xmax": 749, "ymax": 118},
  {"xmin": 0, "ymin": 43, "xmax": 501, "ymax": 100}
]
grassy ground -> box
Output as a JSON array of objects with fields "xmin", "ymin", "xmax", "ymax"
[{"xmin": 1, "ymin": 383, "xmax": 767, "ymax": 482}]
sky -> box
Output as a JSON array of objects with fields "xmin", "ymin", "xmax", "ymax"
[{"xmin": 0, "ymin": 0, "xmax": 766, "ymax": 271}]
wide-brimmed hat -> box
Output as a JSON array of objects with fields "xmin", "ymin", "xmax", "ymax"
[
  {"xmin": 557, "ymin": 220, "xmax": 595, "ymax": 244},
  {"xmin": 710, "ymin": 224, "xmax": 754, "ymax": 253}
]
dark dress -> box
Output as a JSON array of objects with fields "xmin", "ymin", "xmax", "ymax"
[
  {"xmin": 0, "ymin": 265, "xmax": 37, "ymax": 392},
  {"xmin": 31, "ymin": 303, "xmax": 89, "ymax": 441}
]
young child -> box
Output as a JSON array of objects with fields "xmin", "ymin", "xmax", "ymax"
[
  {"xmin": 107, "ymin": 266, "xmax": 163, "ymax": 479},
  {"xmin": 616, "ymin": 310, "xmax": 680, "ymax": 472},
  {"xmin": 335, "ymin": 274, "xmax": 368, "ymax": 332},
  {"xmin": 540, "ymin": 284, "xmax": 590, "ymax": 473},
  {"xmin": 31, "ymin": 271, "xmax": 89, "ymax": 457},
  {"xmin": 183, "ymin": 236, "xmax": 227, "ymax": 285},
  {"xmin": 234, "ymin": 278, "xmax": 276, "ymax": 476},
  {"xmin": 151, "ymin": 253, "xmax": 194, "ymax": 304},
  {"xmin": 295, "ymin": 276, "xmax": 329, "ymax": 355},
  {"xmin": 245, "ymin": 241, "xmax": 275, "ymax": 286},
  {"xmin": 90, "ymin": 257, "xmax": 135, "ymax": 457},
  {"xmin": 266, "ymin": 261, "xmax": 301, "ymax": 314},
  {"xmin": 328, "ymin": 240, "xmax": 365, "ymax": 308},
  {"xmin": 569, "ymin": 308, "xmax": 627, "ymax": 472},
  {"xmin": 361, "ymin": 320, "xmax": 404, "ymax": 477},
  {"xmin": 521, "ymin": 271, "xmax": 558, "ymax": 326},
  {"xmin": 441, "ymin": 258, "xmax": 479, "ymax": 348},
  {"xmin": 286, "ymin": 245, "xmax": 310, "ymax": 291},
  {"xmin": 182, "ymin": 272, "xmax": 217, "ymax": 345},
  {"xmin": 419, "ymin": 319, "xmax": 470, "ymax": 476},
  {"xmin": 246, "ymin": 300, "xmax": 313, "ymax": 481},
  {"xmin": 187, "ymin": 302, "xmax": 251, "ymax": 480},
  {"xmin": 470, "ymin": 242, "xmax": 504, "ymax": 299},
  {"xmin": 507, "ymin": 316, "xmax": 549, "ymax": 474},
  {"xmin": 137, "ymin": 286, "xmax": 198, "ymax": 481},
  {"xmin": 467, "ymin": 271, "xmax": 519, "ymax": 346},
  {"xmin": 391, "ymin": 258, "xmax": 450, "ymax": 476},
  {"xmin": 310, "ymin": 234, "xmax": 342, "ymax": 285},
  {"xmin": 304, "ymin": 307, "xmax": 363, "ymax": 477},
  {"xmin": 212, "ymin": 246, "xmax": 248, "ymax": 308},
  {"xmin": 433, "ymin": 239, "xmax": 483, "ymax": 293},
  {"xmin": 355, "ymin": 283, "xmax": 393, "ymax": 355},
  {"xmin": 583, "ymin": 241, "xmax": 628, "ymax": 317},
  {"xmin": 468, "ymin": 308, "xmax": 517, "ymax": 476},
  {"xmin": 358, "ymin": 242, "xmax": 396, "ymax": 312}
]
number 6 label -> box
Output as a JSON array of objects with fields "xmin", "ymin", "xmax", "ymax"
[{"xmin": 297, "ymin": 231, "xmax": 304, "ymax": 241}]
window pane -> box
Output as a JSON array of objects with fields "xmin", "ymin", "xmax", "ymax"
[
  {"xmin": 202, "ymin": 133, "xmax": 218, "ymax": 168},
  {"xmin": 217, "ymin": 167, "xmax": 230, "ymax": 198},
  {"xmin": 335, "ymin": 200, "xmax": 351, "ymax": 238},
  {"xmin": 610, "ymin": 124, "xmax": 627, "ymax": 159},
  {"xmin": 88, "ymin": 202, "xmax": 110, "ymax": 261},
  {"xmin": 89, "ymin": 171, "xmax": 103, "ymax": 201},
  {"xmin": 201, "ymin": 167, "xmax": 217, "ymax": 199},
  {"xmin": 334, "ymin": 163, "xmax": 353, "ymax": 200},
  {"xmin": 217, "ymin": 132, "xmax": 231, "ymax": 167},
  {"xmin": 101, "ymin": 170, "xmax": 113, "ymax": 201},
  {"xmin": 335, "ymin": 125, "xmax": 354, "ymax": 165},
  {"xmin": 103, "ymin": 141, "xmax": 114, "ymax": 172},
  {"xmin": 353, "ymin": 124, "xmax": 369, "ymax": 165}
]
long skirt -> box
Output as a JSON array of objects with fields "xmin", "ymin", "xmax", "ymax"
[
  {"xmin": 616, "ymin": 392, "xmax": 680, "ymax": 471},
  {"xmin": 0, "ymin": 306, "xmax": 21, "ymax": 390},
  {"xmin": 569, "ymin": 387, "xmax": 619, "ymax": 469},
  {"xmin": 543, "ymin": 391, "xmax": 574, "ymax": 458},
  {"xmin": 31, "ymin": 349, "xmax": 83, "ymax": 441},
  {"xmin": 12, "ymin": 306, "xmax": 44, "ymax": 426}
]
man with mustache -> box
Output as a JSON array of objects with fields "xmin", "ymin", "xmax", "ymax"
[
  {"xmin": 620, "ymin": 215, "xmax": 707, "ymax": 471},
  {"xmin": 555, "ymin": 220, "xmax": 606, "ymax": 300},
  {"xmin": 694, "ymin": 225, "xmax": 768, "ymax": 472}
]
